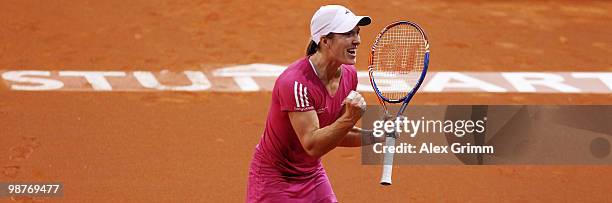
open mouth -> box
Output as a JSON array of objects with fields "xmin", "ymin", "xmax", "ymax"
[{"xmin": 347, "ymin": 48, "xmax": 357, "ymax": 56}]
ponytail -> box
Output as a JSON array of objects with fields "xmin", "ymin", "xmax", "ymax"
[{"xmin": 306, "ymin": 40, "xmax": 318, "ymax": 56}]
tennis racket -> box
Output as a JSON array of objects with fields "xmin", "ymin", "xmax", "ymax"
[{"xmin": 368, "ymin": 21, "xmax": 430, "ymax": 185}]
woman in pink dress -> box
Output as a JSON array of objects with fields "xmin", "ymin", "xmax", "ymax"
[{"xmin": 247, "ymin": 5, "xmax": 372, "ymax": 202}]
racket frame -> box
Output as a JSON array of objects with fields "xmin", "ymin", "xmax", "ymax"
[{"xmin": 367, "ymin": 21, "xmax": 430, "ymax": 186}]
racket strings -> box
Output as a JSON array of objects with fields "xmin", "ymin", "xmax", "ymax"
[{"xmin": 371, "ymin": 24, "xmax": 427, "ymax": 102}]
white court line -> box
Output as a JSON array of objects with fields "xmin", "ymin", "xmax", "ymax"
[{"xmin": 0, "ymin": 64, "xmax": 611, "ymax": 93}]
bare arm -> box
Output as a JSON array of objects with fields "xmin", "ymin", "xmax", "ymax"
[
  {"xmin": 337, "ymin": 127, "xmax": 385, "ymax": 147},
  {"xmin": 288, "ymin": 91, "xmax": 365, "ymax": 158},
  {"xmin": 289, "ymin": 111, "xmax": 357, "ymax": 158}
]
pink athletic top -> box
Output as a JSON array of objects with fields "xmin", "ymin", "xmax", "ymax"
[{"xmin": 247, "ymin": 57, "xmax": 358, "ymax": 202}]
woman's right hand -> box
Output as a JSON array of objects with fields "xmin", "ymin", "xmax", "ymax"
[{"xmin": 342, "ymin": 90, "xmax": 366, "ymax": 123}]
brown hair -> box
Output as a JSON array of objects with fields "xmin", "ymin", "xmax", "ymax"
[{"xmin": 306, "ymin": 40, "xmax": 318, "ymax": 56}]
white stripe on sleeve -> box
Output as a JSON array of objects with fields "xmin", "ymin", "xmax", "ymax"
[
  {"xmin": 299, "ymin": 83, "xmax": 305, "ymax": 108},
  {"xmin": 304, "ymin": 87, "xmax": 310, "ymax": 107},
  {"xmin": 294, "ymin": 81, "xmax": 301, "ymax": 108}
]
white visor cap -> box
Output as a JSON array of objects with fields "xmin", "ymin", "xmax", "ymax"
[{"xmin": 310, "ymin": 5, "xmax": 372, "ymax": 44}]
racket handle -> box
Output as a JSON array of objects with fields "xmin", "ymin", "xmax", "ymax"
[{"xmin": 380, "ymin": 136, "xmax": 396, "ymax": 185}]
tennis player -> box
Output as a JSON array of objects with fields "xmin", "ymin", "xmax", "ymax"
[{"xmin": 247, "ymin": 5, "xmax": 373, "ymax": 203}]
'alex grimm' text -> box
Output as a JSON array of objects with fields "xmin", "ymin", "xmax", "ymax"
[{"xmin": 372, "ymin": 142, "xmax": 494, "ymax": 154}]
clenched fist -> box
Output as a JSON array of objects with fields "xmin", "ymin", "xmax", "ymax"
[{"xmin": 342, "ymin": 90, "xmax": 366, "ymax": 123}]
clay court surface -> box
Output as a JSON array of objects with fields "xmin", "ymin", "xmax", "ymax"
[{"xmin": 1, "ymin": 0, "xmax": 612, "ymax": 202}]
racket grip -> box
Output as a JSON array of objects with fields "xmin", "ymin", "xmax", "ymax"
[{"xmin": 380, "ymin": 136, "xmax": 396, "ymax": 185}]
